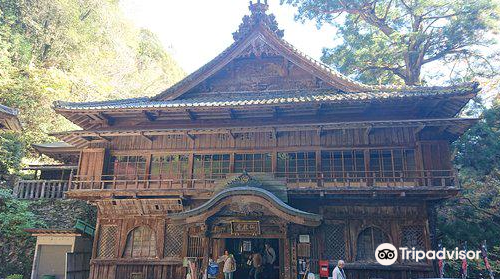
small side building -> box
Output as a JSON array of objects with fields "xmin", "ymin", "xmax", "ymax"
[{"xmin": 27, "ymin": 221, "xmax": 94, "ymax": 279}]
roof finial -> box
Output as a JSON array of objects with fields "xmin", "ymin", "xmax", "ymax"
[
  {"xmin": 233, "ymin": 0, "xmax": 283, "ymax": 41},
  {"xmin": 249, "ymin": 0, "xmax": 269, "ymax": 14}
]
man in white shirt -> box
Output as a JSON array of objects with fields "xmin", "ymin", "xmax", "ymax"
[
  {"xmin": 263, "ymin": 243, "xmax": 276, "ymax": 278},
  {"xmin": 263, "ymin": 243, "xmax": 276, "ymax": 265},
  {"xmin": 332, "ymin": 260, "xmax": 346, "ymax": 279}
]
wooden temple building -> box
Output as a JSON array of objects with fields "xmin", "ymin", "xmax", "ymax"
[
  {"xmin": 0, "ymin": 103, "xmax": 21, "ymax": 131},
  {"xmin": 51, "ymin": 2, "xmax": 479, "ymax": 279}
]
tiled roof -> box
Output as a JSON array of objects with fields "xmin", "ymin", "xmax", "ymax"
[
  {"xmin": 0, "ymin": 104, "xmax": 19, "ymax": 115},
  {"xmin": 153, "ymin": 25, "xmax": 376, "ymax": 100},
  {"xmin": 54, "ymin": 84, "xmax": 478, "ymax": 111}
]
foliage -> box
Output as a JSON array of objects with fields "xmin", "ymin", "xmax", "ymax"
[
  {"xmin": 0, "ymin": 0, "xmax": 184, "ymax": 161},
  {"xmin": 436, "ymin": 104, "xmax": 500, "ymax": 277},
  {"xmin": 6, "ymin": 275, "xmax": 23, "ymax": 279},
  {"xmin": 282, "ymin": 0, "xmax": 500, "ymax": 85},
  {"xmin": 0, "ymin": 131, "xmax": 25, "ymax": 176},
  {"xmin": 0, "ymin": 0, "xmax": 184, "ymax": 276},
  {"xmin": 0, "ymin": 189, "xmax": 44, "ymax": 277}
]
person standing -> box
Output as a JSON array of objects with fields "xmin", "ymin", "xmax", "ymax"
[
  {"xmin": 263, "ymin": 243, "xmax": 276, "ymax": 278},
  {"xmin": 249, "ymin": 252, "xmax": 264, "ymax": 279},
  {"xmin": 206, "ymin": 254, "xmax": 219, "ymax": 279},
  {"xmin": 218, "ymin": 250, "xmax": 237, "ymax": 279},
  {"xmin": 332, "ymin": 260, "xmax": 347, "ymax": 279}
]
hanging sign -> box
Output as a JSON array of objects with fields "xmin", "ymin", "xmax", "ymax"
[{"xmin": 231, "ymin": 221, "xmax": 261, "ymax": 236}]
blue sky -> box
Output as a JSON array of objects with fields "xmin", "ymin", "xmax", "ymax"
[{"xmin": 120, "ymin": 0, "xmax": 339, "ymax": 73}]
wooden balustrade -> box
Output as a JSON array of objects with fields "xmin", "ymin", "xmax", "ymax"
[
  {"xmin": 69, "ymin": 175, "xmax": 219, "ymax": 191},
  {"xmin": 68, "ymin": 170, "xmax": 458, "ymax": 191},
  {"xmin": 278, "ymin": 170, "xmax": 458, "ymax": 188},
  {"xmin": 14, "ymin": 180, "xmax": 69, "ymax": 199}
]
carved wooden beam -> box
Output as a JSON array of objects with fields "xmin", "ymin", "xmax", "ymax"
[
  {"xmin": 144, "ymin": 111, "xmax": 158, "ymax": 122},
  {"xmin": 186, "ymin": 109, "xmax": 197, "ymax": 120},
  {"xmin": 272, "ymin": 127, "xmax": 280, "ymax": 139},
  {"xmin": 316, "ymin": 126, "xmax": 325, "ymax": 138},
  {"xmin": 437, "ymin": 125, "xmax": 448, "ymax": 134},
  {"xmin": 316, "ymin": 104, "xmax": 325, "ymax": 117},
  {"xmin": 229, "ymin": 109, "xmax": 237, "ymax": 119},
  {"xmin": 98, "ymin": 113, "xmax": 115, "ymax": 126},
  {"xmin": 364, "ymin": 125, "xmax": 373, "ymax": 139},
  {"xmin": 227, "ymin": 130, "xmax": 237, "ymax": 140},
  {"xmin": 96, "ymin": 134, "xmax": 111, "ymax": 142},
  {"xmin": 140, "ymin": 132, "xmax": 154, "ymax": 143},
  {"xmin": 185, "ymin": 132, "xmax": 196, "ymax": 141},
  {"xmin": 273, "ymin": 107, "xmax": 281, "ymax": 118},
  {"xmin": 414, "ymin": 124, "xmax": 426, "ymax": 138}
]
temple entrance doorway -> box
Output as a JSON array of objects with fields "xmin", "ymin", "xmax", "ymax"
[{"xmin": 213, "ymin": 238, "xmax": 282, "ymax": 279}]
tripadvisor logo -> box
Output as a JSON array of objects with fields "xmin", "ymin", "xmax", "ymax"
[
  {"xmin": 375, "ymin": 243, "xmax": 398, "ymax": 266},
  {"xmin": 375, "ymin": 243, "xmax": 481, "ymax": 266}
]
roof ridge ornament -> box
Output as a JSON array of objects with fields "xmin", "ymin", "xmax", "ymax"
[{"xmin": 232, "ymin": 0, "xmax": 284, "ymax": 41}]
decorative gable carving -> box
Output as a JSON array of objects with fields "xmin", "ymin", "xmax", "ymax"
[
  {"xmin": 238, "ymin": 35, "xmax": 281, "ymax": 58},
  {"xmin": 181, "ymin": 53, "xmax": 330, "ymax": 97}
]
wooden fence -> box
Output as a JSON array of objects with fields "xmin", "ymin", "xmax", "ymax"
[
  {"xmin": 66, "ymin": 252, "xmax": 91, "ymax": 279},
  {"xmin": 13, "ymin": 180, "xmax": 69, "ymax": 199}
]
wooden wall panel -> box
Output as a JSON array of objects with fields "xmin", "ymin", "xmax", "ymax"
[
  {"xmin": 97, "ymin": 127, "xmax": 419, "ymax": 153},
  {"xmin": 419, "ymin": 141, "xmax": 452, "ymax": 170},
  {"xmin": 78, "ymin": 148, "xmax": 106, "ymax": 179}
]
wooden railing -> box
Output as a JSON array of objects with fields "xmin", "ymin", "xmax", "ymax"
[
  {"xmin": 14, "ymin": 180, "xmax": 69, "ymax": 199},
  {"xmin": 69, "ymin": 174, "xmax": 219, "ymax": 191},
  {"xmin": 68, "ymin": 170, "xmax": 458, "ymax": 191},
  {"xmin": 277, "ymin": 170, "xmax": 458, "ymax": 188}
]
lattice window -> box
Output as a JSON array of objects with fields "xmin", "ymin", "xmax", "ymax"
[
  {"xmin": 164, "ymin": 224, "xmax": 184, "ymax": 257},
  {"xmin": 323, "ymin": 224, "xmax": 346, "ymax": 260},
  {"xmin": 109, "ymin": 155, "xmax": 147, "ymax": 180},
  {"xmin": 123, "ymin": 226, "xmax": 157, "ymax": 258},
  {"xmin": 234, "ymin": 153, "xmax": 272, "ymax": 173},
  {"xmin": 193, "ymin": 154, "xmax": 230, "ymax": 179},
  {"xmin": 187, "ymin": 236, "xmax": 204, "ymax": 257},
  {"xmin": 369, "ymin": 149, "xmax": 416, "ymax": 178},
  {"xmin": 97, "ymin": 225, "xmax": 117, "ymax": 258},
  {"xmin": 276, "ymin": 152, "xmax": 316, "ymax": 180},
  {"xmin": 151, "ymin": 155, "xmax": 189, "ymax": 179},
  {"xmin": 401, "ymin": 226, "xmax": 425, "ymax": 250},
  {"xmin": 356, "ymin": 227, "xmax": 390, "ymax": 261},
  {"xmin": 321, "ymin": 150, "xmax": 365, "ymax": 181}
]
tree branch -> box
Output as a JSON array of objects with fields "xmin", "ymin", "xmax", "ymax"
[
  {"xmin": 358, "ymin": 65, "xmax": 406, "ymax": 80},
  {"xmin": 382, "ymin": 0, "xmax": 393, "ymax": 20},
  {"xmin": 462, "ymin": 197, "xmax": 500, "ymax": 221}
]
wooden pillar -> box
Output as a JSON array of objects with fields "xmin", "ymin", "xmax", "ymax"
[
  {"xmin": 272, "ymin": 151, "xmax": 278, "ymax": 174},
  {"xmin": 229, "ymin": 153, "xmax": 235, "ymax": 173},
  {"xmin": 188, "ymin": 153, "xmax": 195, "ymax": 179},
  {"xmin": 283, "ymin": 223, "xmax": 291, "ymax": 279},
  {"xmin": 315, "ymin": 149, "xmax": 322, "ymax": 187},
  {"xmin": 202, "ymin": 223, "xmax": 211, "ymax": 272},
  {"xmin": 290, "ymin": 233, "xmax": 298, "ymax": 279}
]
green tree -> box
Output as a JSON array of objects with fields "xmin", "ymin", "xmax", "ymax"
[
  {"xmin": 0, "ymin": 189, "xmax": 44, "ymax": 277},
  {"xmin": 433, "ymin": 103, "xmax": 500, "ymax": 278},
  {"xmin": 0, "ymin": 0, "xmax": 184, "ymax": 160},
  {"xmin": 282, "ymin": 0, "xmax": 499, "ymax": 85},
  {"xmin": 0, "ymin": 132, "xmax": 24, "ymax": 176}
]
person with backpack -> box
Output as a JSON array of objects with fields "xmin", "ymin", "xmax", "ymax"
[
  {"xmin": 206, "ymin": 255, "xmax": 219, "ymax": 279},
  {"xmin": 218, "ymin": 250, "xmax": 237, "ymax": 279}
]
